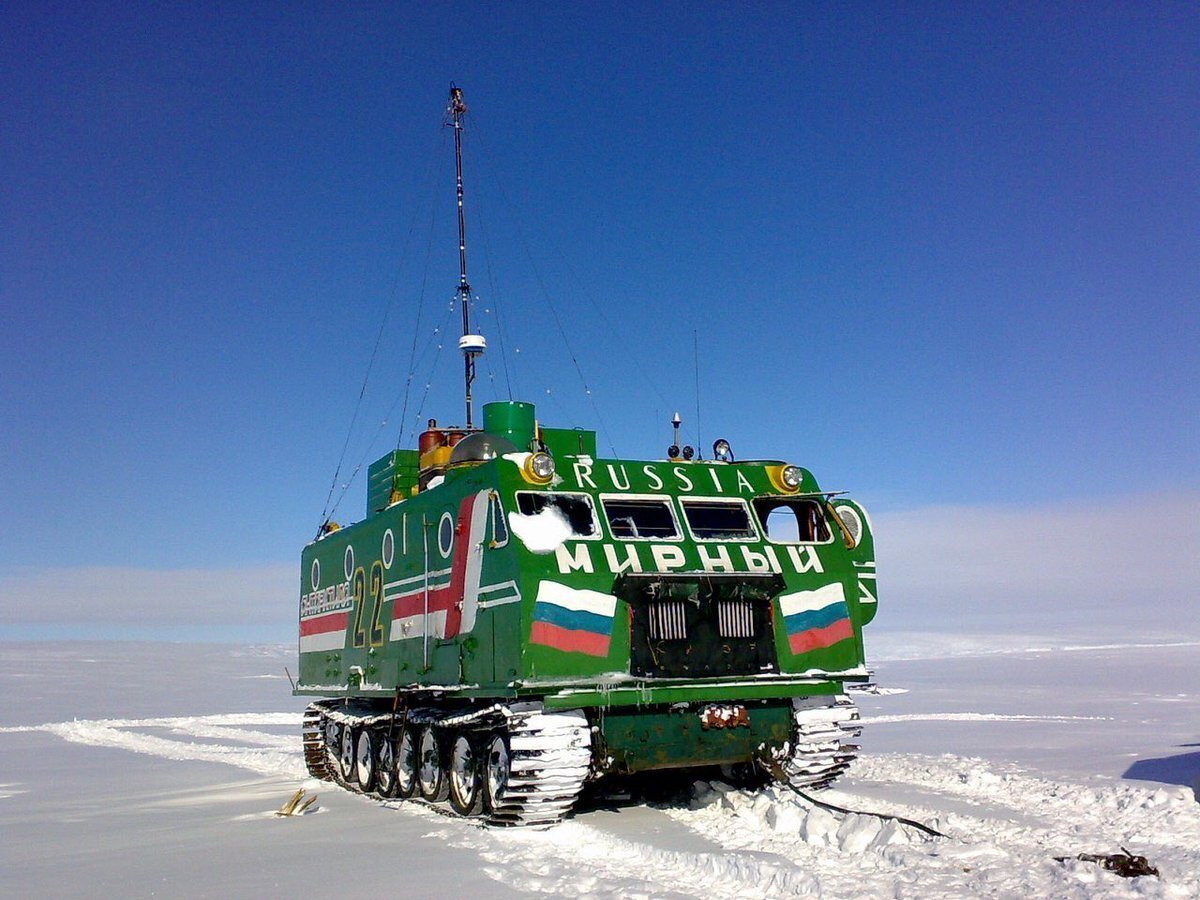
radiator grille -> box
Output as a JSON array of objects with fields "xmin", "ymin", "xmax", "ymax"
[
  {"xmin": 619, "ymin": 574, "xmax": 784, "ymax": 679},
  {"xmin": 647, "ymin": 599, "xmax": 688, "ymax": 640},
  {"xmin": 717, "ymin": 598, "xmax": 755, "ymax": 638}
]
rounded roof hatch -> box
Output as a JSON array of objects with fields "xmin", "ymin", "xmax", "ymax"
[{"xmin": 448, "ymin": 431, "xmax": 518, "ymax": 466}]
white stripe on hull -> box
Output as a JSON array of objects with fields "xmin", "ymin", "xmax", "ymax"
[{"xmin": 300, "ymin": 631, "xmax": 346, "ymax": 653}]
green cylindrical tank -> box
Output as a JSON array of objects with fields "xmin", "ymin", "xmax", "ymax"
[{"xmin": 483, "ymin": 401, "xmax": 535, "ymax": 449}]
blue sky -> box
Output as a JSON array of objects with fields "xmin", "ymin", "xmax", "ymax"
[{"xmin": 2, "ymin": 3, "xmax": 1196, "ymax": 638}]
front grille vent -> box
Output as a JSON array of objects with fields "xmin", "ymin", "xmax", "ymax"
[
  {"xmin": 647, "ymin": 599, "xmax": 687, "ymax": 640},
  {"xmin": 618, "ymin": 573, "xmax": 784, "ymax": 678},
  {"xmin": 717, "ymin": 598, "xmax": 755, "ymax": 638}
]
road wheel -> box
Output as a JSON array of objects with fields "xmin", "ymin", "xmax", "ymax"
[
  {"xmin": 355, "ymin": 728, "xmax": 375, "ymax": 792},
  {"xmin": 395, "ymin": 725, "xmax": 419, "ymax": 800},
  {"xmin": 417, "ymin": 725, "xmax": 448, "ymax": 802},
  {"xmin": 339, "ymin": 724, "xmax": 356, "ymax": 785},
  {"xmin": 375, "ymin": 732, "xmax": 399, "ymax": 798},
  {"xmin": 483, "ymin": 732, "xmax": 512, "ymax": 814},
  {"xmin": 448, "ymin": 733, "xmax": 485, "ymax": 816}
]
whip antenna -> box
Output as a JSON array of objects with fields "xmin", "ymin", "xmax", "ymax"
[{"xmin": 448, "ymin": 83, "xmax": 485, "ymax": 428}]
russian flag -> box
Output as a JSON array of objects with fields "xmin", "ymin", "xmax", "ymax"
[
  {"xmin": 778, "ymin": 583, "xmax": 853, "ymax": 655},
  {"xmin": 531, "ymin": 581, "xmax": 616, "ymax": 657}
]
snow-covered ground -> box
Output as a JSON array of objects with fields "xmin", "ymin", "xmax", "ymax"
[{"xmin": 1, "ymin": 638, "xmax": 1197, "ymax": 898}]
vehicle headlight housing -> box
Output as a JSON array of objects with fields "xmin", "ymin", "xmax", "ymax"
[
  {"xmin": 767, "ymin": 464, "xmax": 804, "ymax": 493},
  {"xmin": 522, "ymin": 452, "xmax": 555, "ymax": 484}
]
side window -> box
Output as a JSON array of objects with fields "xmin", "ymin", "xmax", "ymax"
[
  {"xmin": 680, "ymin": 499, "xmax": 758, "ymax": 541},
  {"xmin": 515, "ymin": 492, "xmax": 600, "ymax": 538},
  {"xmin": 489, "ymin": 491, "xmax": 509, "ymax": 547},
  {"xmin": 601, "ymin": 497, "xmax": 680, "ymax": 539},
  {"xmin": 752, "ymin": 498, "xmax": 832, "ymax": 543}
]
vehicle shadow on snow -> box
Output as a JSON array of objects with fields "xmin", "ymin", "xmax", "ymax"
[
  {"xmin": 575, "ymin": 767, "xmax": 739, "ymax": 816},
  {"xmin": 1123, "ymin": 745, "xmax": 1200, "ymax": 794}
]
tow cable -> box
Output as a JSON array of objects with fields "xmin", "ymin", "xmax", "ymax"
[
  {"xmin": 757, "ymin": 759, "xmax": 1159, "ymax": 878},
  {"xmin": 757, "ymin": 758, "xmax": 947, "ymax": 838}
]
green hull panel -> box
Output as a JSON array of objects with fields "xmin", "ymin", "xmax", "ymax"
[{"xmin": 598, "ymin": 702, "xmax": 794, "ymax": 772}]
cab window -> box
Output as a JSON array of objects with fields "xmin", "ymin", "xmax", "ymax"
[
  {"xmin": 601, "ymin": 497, "xmax": 680, "ymax": 539},
  {"xmin": 680, "ymin": 499, "xmax": 758, "ymax": 540},
  {"xmin": 752, "ymin": 498, "xmax": 831, "ymax": 543},
  {"xmin": 515, "ymin": 492, "xmax": 599, "ymax": 538}
]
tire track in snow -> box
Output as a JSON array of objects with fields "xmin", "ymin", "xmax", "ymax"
[
  {"xmin": 0, "ymin": 713, "xmax": 305, "ymax": 780},
  {"xmin": 432, "ymin": 818, "xmax": 824, "ymax": 899}
]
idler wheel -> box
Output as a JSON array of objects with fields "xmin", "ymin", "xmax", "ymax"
[
  {"xmin": 448, "ymin": 733, "xmax": 485, "ymax": 817},
  {"xmin": 417, "ymin": 726, "xmax": 448, "ymax": 802},
  {"xmin": 324, "ymin": 718, "xmax": 341, "ymax": 774}
]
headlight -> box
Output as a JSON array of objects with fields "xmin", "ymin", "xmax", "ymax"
[
  {"xmin": 522, "ymin": 452, "xmax": 555, "ymax": 484},
  {"xmin": 767, "ymin": 464, "xmax": 804, "ymax": 493}
]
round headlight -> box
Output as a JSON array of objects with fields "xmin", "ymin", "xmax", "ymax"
[
  {"xmin": 781, "ymin": 465, "xmax": 802, "ymax": 489},
  {"xmin": 523, "ymin": 452, "xmax": 555, "ymax": 484}
]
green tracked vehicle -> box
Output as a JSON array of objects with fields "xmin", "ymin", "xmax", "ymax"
[{"xmin": 296, "ymin": 87, "xmax": 879, "ymax": 825}]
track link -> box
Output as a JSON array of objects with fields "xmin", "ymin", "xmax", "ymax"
[
  {"xmin": 305, "ymin": 694, "xmax": 859, "ymax": 821},
  {"xmin": 781, "ymin": 694, "xmax": 861, "ymax": 789},
  {"xmin": 302, "ymin": 703, "xmax": 332, "ymax": 780},
  {"xmin": 487, "ymin": 706, "xmax": 592, "ymax": 827},
  {"xmin": 304, "ymin": 700, "xmax": 591, "ymax": 826}
]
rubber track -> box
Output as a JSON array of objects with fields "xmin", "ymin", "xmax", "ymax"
[
  {"xmin": 304, "ymin": 701, "xmax": 591, "ymax": 826},
  {"xmin": 486, "ymin": 708, "xmax": 592, "ymax": 827},
  {"xmin": 302, "ymin": 703, "xmax": 332, "ymax": 781},
  {"xmin": 783, "ymin": 694, "xmax": 862, "ymax": 789}
]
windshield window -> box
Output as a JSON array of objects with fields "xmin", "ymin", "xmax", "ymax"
[
  {"xmin": 681, "ymin": 500, "xmax": 757, "ymax": 540},
  {"xmin": 602, "ymin": 497, "xmax": 680, "ymax": 539}
]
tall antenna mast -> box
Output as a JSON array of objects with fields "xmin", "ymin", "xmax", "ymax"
[{"xmin": 448, "ymin": 83, "xmax": 485, "ymax": 428}]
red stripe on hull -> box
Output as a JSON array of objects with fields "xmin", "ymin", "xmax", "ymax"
[
  {"xmin": 788, "ymin": 617, "xmax": 853, "ymax": 655},
  {"xmin": 391, "ymin": 587, "xmax": 452, "ymax": 620},
  {"xmin": 299, "ymin": 611, "xmax": 349, "ymax": 636},
  {"xmin": 389, "ymin": 495, "xmax": 482, "ymax": 634},
  {"xmin": 530, "ymin": 621, "xmax": 611, "ymax": 657}
]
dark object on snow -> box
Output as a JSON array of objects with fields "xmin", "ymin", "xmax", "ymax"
[
  {"xmin": 1053, "ymin": 847, "xmax": 1159, "ymax": 878},
  {"xmin": 759, "ymin": 757, "xmax": 947, "ymax": 839}
]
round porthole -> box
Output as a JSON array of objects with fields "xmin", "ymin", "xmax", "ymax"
[
  {"xmin": 310, "ymin": 559, "xmax": 320, "ymax": 591},
  {"xmin": 834, "ymin": 505, "xmax": 862, "ymax": 547},
  {"xmin": 438, "ymin": 511, "xmax": 455, "ymax": 558},
  {"xmin": 344, "ymin": 545, "xmax": 355, "ymax": 580},
  {"xmin": 382, "ymin": 529, "xmax": 395, "ymax": 569}
]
